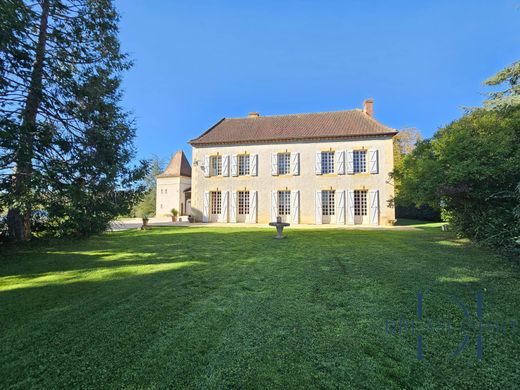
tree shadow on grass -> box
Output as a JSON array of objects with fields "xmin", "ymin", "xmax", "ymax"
[{"xmin": 1, "ymin": 227, "xmax": 519, "ymax": 388}]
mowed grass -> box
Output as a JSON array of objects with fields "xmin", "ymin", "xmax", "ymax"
[{"xmin": 1, "ymin": 224, "xmax": 519, "ymax": 388}]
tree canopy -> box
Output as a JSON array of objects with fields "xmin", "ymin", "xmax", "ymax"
[
  {"xmin": 0, "ymin": 0, "xmax": 146, "ymax": 241},
  {"xmin": 394, "ymin": 107, "xmax": 520, "ymax": 255}
]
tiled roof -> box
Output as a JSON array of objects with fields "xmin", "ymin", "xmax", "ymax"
[
  {"xmin": 157, "ymin": 150, "xmax": 192, "ymax": 178},
  {"xmin": 189, "ymin": 109, "xmax": 397, "ymax": 146}
]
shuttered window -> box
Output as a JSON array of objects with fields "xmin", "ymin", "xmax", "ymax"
[
  {"xmin": 211, "ymin": 191, "xmax": 221, "ymax": 215},
  {"xmin": 354, "ymin": 190, "xmax": 367, "ymax": 216},
  {"xmin": 321, "ymin": 151, "xmax": 335, "ymax": 174},
  {"xmin": 277, "ymin": 153, "xmax": 291, "ymax": 175},
  {"xmin": 210, "ymin": 155, "xmax": 222, "ymax": 176},
  {"xmin": 238, "ymin": 191, "xmax": 250, "ymax": 215},
  {"xmin": 278, "ymin": 190, "xmax": 291, "ymax": 216},
  {"xmin": 322, "ymin": 190, "xmax": 335, "ymax": 216},
  {"xmin": 238, "ymin": 155, "xmax": 250, "ymax": 175},
  {"xmin": 353, "ymin": 150, "xmax": 367, "ymax": 173}
]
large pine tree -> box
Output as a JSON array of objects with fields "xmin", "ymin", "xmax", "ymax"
[{"xmin": 0, "ymin": 0, "xmax": 146, "ymax": 241}]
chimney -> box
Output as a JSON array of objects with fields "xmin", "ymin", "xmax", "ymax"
[
  {"xmin": 248, "ymin": 112, "xmax": 260, "ymax": 118},
  {"xmin": 363, "ymin": 99, "xmax": 374, "ymax": 117}
]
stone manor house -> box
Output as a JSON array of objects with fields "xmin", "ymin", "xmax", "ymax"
[{"xmin": 156, "ymin": 99, "xmax": 397, "ymax": 225}]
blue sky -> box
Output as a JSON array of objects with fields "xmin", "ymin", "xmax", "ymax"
[{"xmin": 115, "ymin": 0, "xmax": 520, "ymax": 163}]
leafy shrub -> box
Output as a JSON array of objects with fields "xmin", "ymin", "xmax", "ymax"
[{"xmin": 394, "ymin": 108, "xmax": 520, "ymax": 258}]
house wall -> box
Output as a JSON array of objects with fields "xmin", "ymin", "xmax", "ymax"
[
  {"xmin": 190, "ymin": 136, "xmax": 395, "ymax": 225},
  {"xmin": 156, "ymin": 176, "xmax": 191, "ymax": 216}
]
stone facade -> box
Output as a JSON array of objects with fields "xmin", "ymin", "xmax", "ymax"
[
  {"xmin": 155, "ymin": 150, "xmax": 192, "ymax": 217},
  {"xmin": 190, "ymin": 136, "xmax": 395, "ymax": 225}
]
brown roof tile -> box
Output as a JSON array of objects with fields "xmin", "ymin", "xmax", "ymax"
[
  {"xmin": 157, "ymin": 150, "xmax": 192, "ymax": 178},
  {"xmin": 189, "ymin": 109, "xmax": 397, "ymax": 146}
]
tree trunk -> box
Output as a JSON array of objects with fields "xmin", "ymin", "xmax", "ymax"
[{"xmin": 8, "ymin": 0, "xmax": 50, "ymax": 242}]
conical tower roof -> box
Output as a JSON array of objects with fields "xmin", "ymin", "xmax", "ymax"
[{"xmin": 157, "ymin": 150, "xmax": 191, "ymax": 178}]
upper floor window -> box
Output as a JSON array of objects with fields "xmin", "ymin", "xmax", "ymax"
[
  {"xmin": 321, "ymin": 151, "xmax": 335, "ymax": 174},
  {"xmin": 238, "ymin": 154, "xmax": 250, "ymax": 176},
  {"xmin": 210, "ymin": 155, "xmax": 222, "ymax": 176},
  {"xmin": 238, "ymin": 191, "xmax": 250, "ymax": 215},
  {"xmin": 277, "ymin": 153, "xmax": 291, "ymax": 175},
  {"xmin": 278, "ymin": 190, "xmax": 291, "ymax": 216},
  {"xmin": 353, "ymin": 150, "xmax": 367, "ymax": 173}
]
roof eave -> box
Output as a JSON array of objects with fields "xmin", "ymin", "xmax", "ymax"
[{"xmin": 190, "ymin": 132, "xmax": 397, "ymax": 147}]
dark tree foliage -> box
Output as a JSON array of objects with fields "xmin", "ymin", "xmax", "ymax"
[
  {"xmin": 0, "ymin": 0, "xmax": 147, "ymax": 240},
  {"xmin": 393, "ymin": 108, "xmax": 520, "ymax": 257}
]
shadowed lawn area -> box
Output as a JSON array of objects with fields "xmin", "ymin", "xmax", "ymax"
[{"xmin": 1, "ymin": 225, "xmax": 519, "ymax": 388}]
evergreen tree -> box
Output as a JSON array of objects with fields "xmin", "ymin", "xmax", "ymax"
[
  {"xmin": 0, "ymin": 0, "xmax": 146, "ymax": 241},
  {"xmin": 132, "ymin": 155, "xmax": 164, "ymax": 218},
  {"xmin": 484, "ymin": 60, "xmax": 520, "ymax": 109}
]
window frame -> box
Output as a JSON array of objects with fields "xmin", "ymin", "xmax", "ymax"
[
  {"xmin": 354, "ymin": 190, "xmax": 368, "ymax": 216},
  {"xmin": 278, "ymin": 190, "xmax": 291, "ymax": 216},
  {"xmin": 210, "ymin": 155, "xmax": 222, "ymax": 176},
  {"xmin": 322, "ymin": 190, "xmax": 335, "ymax": 216},
  {"xmin": 353, "ymin": 150, "xmax": 367, "ymax": 174},
  {"xmin": 238, "ymin": 191, "xmax": 250, "ymax": 215},
  {"xmin": 277, "ymin": 152, "xmax": 291, "ymax": 175},
  {"xmin": 238, "ymin": 154, "xmax": 250, "ymax": 176},
  {"xmin": 210, "ymin": 191, "xmax": 222, "ymax": 215},
  {"xmin": 321, "ymin": 151, "xmax": 335, "ymax": 174}
]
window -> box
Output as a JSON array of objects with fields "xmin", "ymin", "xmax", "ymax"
[
  {"xmin": 354, "ymin": 190, "xmax": 367, "ymax": 216},
  {"xmin": 322, "ymin": 190, "xmax": 335, "ymax": 216},
  {"xmin": 238, "ymin": 155, "xmax": 250, "ymax": 176},
  {"xmin": 278, "ymin": 190, "xmax": 291, "ymax": 216},
  {"xmin": 277, "ymin": 153, "xmax": 291, "ymax": 175},
  {"xmin": 165, "ymin": 189, "xmax": 167, "ymax": 194},
  {"xmin": 211, "ymin": 191, "xmax": 221, "ymax": 215},
  {"xmin": 160, "ymin": 189, "xmax": 163, "ymax": 194},
  {"xmin": 238, "ymin": 191, "xmax": 250, "ymax": 215},
  {"xmin": 353, "ymin": 150, "xmax": 367, "ymax": 173},
  {"xmin": 210, "ymin": 155, "xmax": 222, "ymax": 176},
  {"xmin": 321, "ymin": 151, "xmax": 335, "ymax": 174}
]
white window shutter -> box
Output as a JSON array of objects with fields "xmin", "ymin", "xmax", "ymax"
[
  {"xmin": 315, "ymin": 152, "xmax": 322, "ymax": 175},
  {"xmin": 346, "ymin": 150, "xmax": 354, "ymax": 174},
  {"xmin": 222, "ymin": 155, "xmax": 229, "ymax": 176},
  {"xmin": 230, "ymin": 191, "xmax": 237, "ymax": 223},
  {"xmin": 336, "ymin": 151, "xmax": 345, "ymax": 175},
  {"xmin": 369, "ymin": 150, "xmax": 379, "ymax": 174},
  {"xmin": 271, "ymin": 190, "xmax": 278, "ymax": 221},
  {"xmin": 203, "ymin": 155, "xmax": 210, "ymax": 177},
  {"xmin": 315, "ymin": 190, "xmax": 322, "ymax": 224},
  {"xmin": 291, "ymin": 152, "xmax": 300, "ymax": 176},
  {"xmin": 218, "ymin": 191, "xmax": 228, "ymax": 222},
  {"xmin": 231, "ymin": 155, "xmax": 238, "ymax": 176},
  {"xmin": 248, "ymin": 191, "xmax": 257, "ymax": 223},
  {"xmin": 202, "ymin": 191, "xmax": 209, "ymax": 222},
  {"xmin": 347, "ymin": 190, "xmax": 355, "ymax": 224},
  {"xmin": 251, "ymin": 154, "xmax": 258, "ymax": 176},
  {"xmin": 336, "ymin": 190, "xmax": 346, "ymax": 224},
  {"xmin": 291, "ymin": 190, "xmax": 300, "ymax": 224},
  {"xmin": 271, "ymin": 153, "xmax": 278, "ymax": 175},
  {"xmin": 370, "ymin": 190, "xmax": 380, "ymax": 225}
]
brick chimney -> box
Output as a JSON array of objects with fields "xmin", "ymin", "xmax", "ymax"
[
  {"xmin": 363, "ymin": 99, "xmax": 374, "ymax": 117},
  {"xmin": 248, "ymin": 112, "xmax": 260, "ymax": 118}
]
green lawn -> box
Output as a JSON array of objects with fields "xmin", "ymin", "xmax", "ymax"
[{"xmin": 1, "ymin": 224, "xmax": 519, "ymax": 388}]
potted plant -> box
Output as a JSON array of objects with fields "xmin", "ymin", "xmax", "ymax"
[
  {"xmin": 170, "ymin": 208, "xmax": 178, "ymax": 222},
  {"xmin": 141, "ymin": 214, "xmax": 149, "ymax": 229}
]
